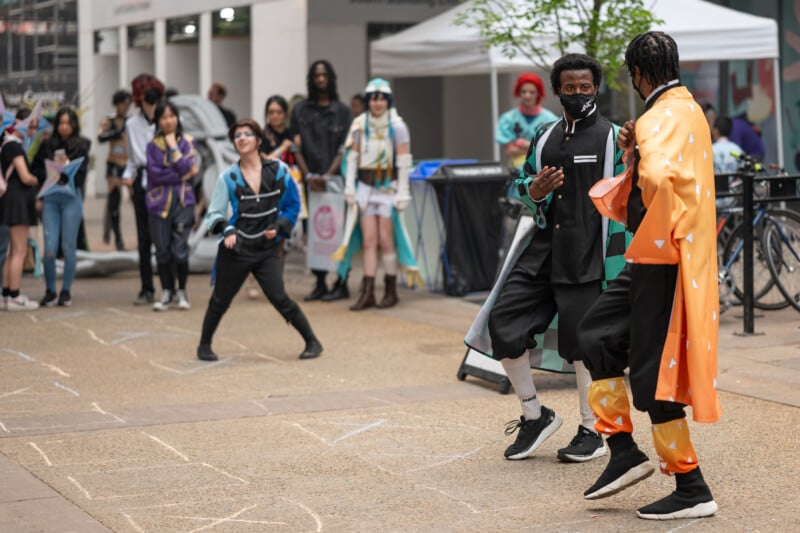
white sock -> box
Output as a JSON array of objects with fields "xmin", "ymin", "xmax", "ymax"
[
  {"xmin": 382, "ymin": 252, "xmax": 398, "ymax": 275},
  {"xmin": 501, "ymin": 355, "xmax": 541, "ymax": 421},
  {"xmin": 574, "ymin": 360, "xmax": 598, "ymax": 432}
]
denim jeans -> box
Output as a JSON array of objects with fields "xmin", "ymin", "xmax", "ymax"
[{"xmin": 42, "ymin": 190, "xmax": 83, "ymax": 293}]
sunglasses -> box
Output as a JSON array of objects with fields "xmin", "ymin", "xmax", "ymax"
[{"xmin": 234, "ymin": 131, "xmax": 256, "ymax": 139}]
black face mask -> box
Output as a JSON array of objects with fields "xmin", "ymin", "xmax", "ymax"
[
  {"xmin": 632, "ymin": 77, "xmax": 646, "ymax": 101},
  {"xmin": 560, "ymin": 93, "xmax": 596, "ymax": 119}
]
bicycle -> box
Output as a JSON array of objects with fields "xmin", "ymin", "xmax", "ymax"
[
  {"xmin": 716, "ymin": 157, "xmax": 793, "ymax": 311},
  {"xmin": 762, "ymin": 164, "xmax": 800, "ymax": 311}
]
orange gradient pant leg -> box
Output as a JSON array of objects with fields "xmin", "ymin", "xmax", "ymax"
[
  {"xmin": 652, "ymin": 418, "xmax": 699, "ymax": 475},
  {"xmin": 588, "ymin": 377, "xmax": 634, "ymax": 436}
]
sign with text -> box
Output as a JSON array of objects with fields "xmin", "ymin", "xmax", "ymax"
[{"xmin": 306, "ymin": 191, "xmax": 345, "ymax": 272}]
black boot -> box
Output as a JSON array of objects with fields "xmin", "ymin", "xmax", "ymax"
[
  {"xmin": 637, "ymin": 467, "xmax": 717, "ymax": 520},
  {"xmin": 376, "ymin": 274, "xmax": 398, "ymax": 308},
  {"xmin": 304, "ymin": 277, "xmax": 328, "ymax": 302},
  {"xmin": 322, "ymin": 277, "xmax": 350, "ymax": 302},
  {"xmin": 289, "ymin": 311, "xmax": 322, "ymax": 359},
  {"xmin": 349, "ymin": 276, "xmax": 375, "ymax": 311},
  {"xmin": 197, "ymin": 343, "xmax": 218, "ymax": 361},
  {"xmin": 299, "ymin": 338, "xmax": 323, "ymax": 359}
]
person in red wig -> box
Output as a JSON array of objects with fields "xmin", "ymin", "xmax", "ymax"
[{"xmin": 496, "ymin": 73, "xmax": 558, "ymax": 169}]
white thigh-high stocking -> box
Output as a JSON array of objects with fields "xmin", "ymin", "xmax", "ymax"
[
  {"xmin": 574, "ymin": 360, "xmax": 597, "ymax": 431},
  {"xmin": 501, "ymin": 355, "xmax": 541, "ymax": 421}
]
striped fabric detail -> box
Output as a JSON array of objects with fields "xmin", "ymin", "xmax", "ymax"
[
  {"xmin": 239, "ymin": 207, "xmax": 277, "ymax": 219},
  {"xmin": 574, "ymin": 154, "xmax": 598, "ymax": 164}
]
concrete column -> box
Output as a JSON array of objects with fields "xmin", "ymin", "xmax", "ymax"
[
  {"xmin": 77, "ymin": 0, "xmax": 96, "ymax": 197},
  {"xmin": 154, "ymin": 18, "xmax": 167, "ymax": 84},
  {"xmin": 199, "ymin": 11, "xmax": 212, "ymax": 96},
  {"xmin": 250, "ymin": 0, "xmax": 308, "ymax": 119},
  {"xmin": 118, "ymin": 25, "xmax": 128, "ymax": 89}
]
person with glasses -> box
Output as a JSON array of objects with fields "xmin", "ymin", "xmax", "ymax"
[{"xmin": 197, "ymin": 119, "xmax": 322, "ymax": 362}]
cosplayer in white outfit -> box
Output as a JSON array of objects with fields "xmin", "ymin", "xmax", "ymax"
[{"xmin": 339, "ymin": 78, "xmax": 418, "ymax": 310}]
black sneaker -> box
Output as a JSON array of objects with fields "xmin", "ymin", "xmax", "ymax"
[
  {"xmin": 557, "ymin": 425, "xmax": 607, "ymax": 462},
  {"xmin": 584, "ymin": 445, "xmax": 655, "ymax": 500},
  {"xmin": 57, "ymin": 290, "xmax": 72, "ymax": 307},
  {"xmin": 503, "ymin": 406, "xmax": 563, "ymax": 460},
  {"xmin": 299, "ymin": 338, "xmax": 323, "ymax": 359},
  {"xmin": 133, "ymin": 290, "xmax": 154, "ymax": 306},
  {"xmin": 40, "ymin": 291, "xmax": 58, "ymax": 307},
  {"xmin": 637, "ymin": 467, "xmax": 718, "ymax": 520},
  {"xmin": 197, "ymin": 343, "xmax": 218, "ymax": 361}
]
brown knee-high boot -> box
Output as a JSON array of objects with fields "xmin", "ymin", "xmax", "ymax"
[
  {"xmin": 377, "ymin": 274, "xmax": 399, "ymax": 308},
  {"xmin": 350, "ymin": 276, "xmax": 376, "ymax": 311}
]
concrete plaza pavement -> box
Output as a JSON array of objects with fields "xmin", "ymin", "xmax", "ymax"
[{"xmin": 0, "ymin": 196, "xmax": 799, "ymax": 532}]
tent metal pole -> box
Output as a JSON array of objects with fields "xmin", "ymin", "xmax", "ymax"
[
  {"xmin": 491, "ymin": 67, "xmax": 500, "ymax": 161},
  {"xmin": 772, "ymin": 57, "xmax": 784, "ymax": 169}
]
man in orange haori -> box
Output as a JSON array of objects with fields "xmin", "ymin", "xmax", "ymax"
[{"xmin": 576, "ymin": 31, "xmax": 720, "ymax": 520}]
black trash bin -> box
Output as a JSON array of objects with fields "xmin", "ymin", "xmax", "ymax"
[{"xmin": 428, "ymin": 162, "xmax": 508, "ymax": 296}]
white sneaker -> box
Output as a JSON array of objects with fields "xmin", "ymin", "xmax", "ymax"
[
  {"xmin": 7, "ymin": 294, "xmax": 40, "ymax": 312},
  {"xmin": 176, "ymin": 289, "xmax": 191, "ymax": 310},
  {"xmin": 0, "ymin": 296, "xmax": 6, "ymax": 311},
  {"xmin": 153, "ymin": 290, "xmax": 172, "ymax": 312}
]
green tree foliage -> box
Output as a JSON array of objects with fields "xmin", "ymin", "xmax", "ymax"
[{"xmin": 454, "ymin": 0, "xmax": 662, "ymax": 90}]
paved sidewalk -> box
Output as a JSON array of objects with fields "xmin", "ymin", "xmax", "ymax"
[{"xmin": 0, "ymin": 196, "xmax": 798, "ymax": 532}]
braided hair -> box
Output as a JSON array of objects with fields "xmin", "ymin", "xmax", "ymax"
[
  {"xmin": 306, "ymin": 60, "xmax": 339, "ymax": 103},
  {"xmin": 624, "ymin": 31, "xmax": 680, "ymax": 88}
]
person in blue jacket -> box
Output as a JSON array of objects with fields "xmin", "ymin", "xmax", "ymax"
[{"xmin": 197, "ymin": 118, "xmax": 323, "ymax": 362}]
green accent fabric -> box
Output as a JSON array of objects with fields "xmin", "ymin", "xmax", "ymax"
[
  {"xmin": 335, "ymin": 208, "xmax": 418, "ymax": 280},
  {"xmin": 464, "ymin": 121, "xmax": 632, "ymax": 374}
]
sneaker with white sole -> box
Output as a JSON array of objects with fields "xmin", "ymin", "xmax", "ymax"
[
  {"xmin": 503, "ymin": 406, "xmax": 563, "ymax": 460},
  {"xmin": 153, "ymin": 290, "xmax": 172, "ymax": 312},
  {"xmin": 176, "ymin": 289, "xmax": 191, "ymax": 310},
  {"xmin": 637, "ymin": 467, "xmax": 717, "ymax": 520},
  {"xmin": 557, "ymin": 425, "xmax": 607, "ymax": 462},
  {"xmin": 584, "ymin": 444, "xmax": 655, "ymax": 500},
  {"xmin": 40, "ymin": 291, "xmax": 58, "ymax": 307},
  {"xmin": 57, "ymin": 290, "xmax": 72, "ymax": 307},
  {"xmin": 7, "ymin": 294, "xmax": 40, "ymax": 311}
]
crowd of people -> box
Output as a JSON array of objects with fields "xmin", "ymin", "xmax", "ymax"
[{"xmin": 2, "ymin": 29, "xmax": 763, "ymax": 520}]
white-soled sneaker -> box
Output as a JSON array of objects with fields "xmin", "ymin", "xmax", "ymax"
[
  {"xmin": 153, "ymin": 290, "xmax": 172, "ymax": 312},
  {"xmin": 176, "ymin": 289, "xmax": 191, "ymax": 310},
  {"xmin": 7, "ymin": 294, "xmax": 40, "ymax": 311}
]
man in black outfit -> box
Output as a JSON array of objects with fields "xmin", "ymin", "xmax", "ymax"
[{"xmin": 290, "ymin": 60, "xmax": 352, "ymax": 302}]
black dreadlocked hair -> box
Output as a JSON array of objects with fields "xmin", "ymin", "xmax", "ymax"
[
  {"xmin": 625, "ymin": 31, "xmax": 680, "ymax": 88},
  {"xmin": 550, "ymin": 54, "xmax": 603, "ymax": 95},
  {"xmin": 306, "ymin": 60, "xmax": 339, "ymax": 103}
]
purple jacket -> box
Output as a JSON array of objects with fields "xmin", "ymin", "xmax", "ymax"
[{"xmin": 145, "ymin": 134, "xmax": 197, "ymax": 218}]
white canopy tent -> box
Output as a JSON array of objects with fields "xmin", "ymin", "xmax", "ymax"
[{"xmin": 371, "ymin": 0, "xmax": 781, "ymax": 163}]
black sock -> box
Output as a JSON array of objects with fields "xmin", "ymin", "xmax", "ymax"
[
  {"xmin": 606, "ymin": 432, "xmax": 636, "ymax": 454},
  {"xmin": 9, "ymin": 289, "xmax": 20, "ymax": 298},
  {"xmin": 2, "ymin": 288, "xmax": 9, "ymax": 297}
]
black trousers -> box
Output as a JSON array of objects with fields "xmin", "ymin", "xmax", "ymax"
[
  {"xmin": 488, "ymin": 246, "xmax": 602, "ymax": 363},
  {"xmin": 200, "ymin": 244, "xmax": 315, "ymax": 345},
  {"xmin": 577, "ymin": 263, "xmax": 685, "ymax": 424},
  {"xmin": 132, "ymin": 173, "xmax": 154, "ymax": 294}
]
